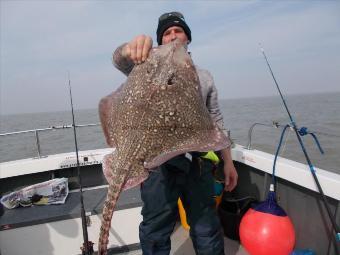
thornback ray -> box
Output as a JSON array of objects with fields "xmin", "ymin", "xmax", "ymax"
[{"xmin": 97, "ymin": 39, "xmax": 231, "ymax": 254}]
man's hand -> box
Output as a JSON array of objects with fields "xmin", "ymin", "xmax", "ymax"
[
  {"xmin": 123, "ymin": 35, "xmax": 153, "ymax": 64},
  {"xmin": 223, "ymin": 162, "xmax": 238, "ymax": 192},
  {"xmin": 220, "ymin": 147, "xmax": 238, "ymax": 192}
]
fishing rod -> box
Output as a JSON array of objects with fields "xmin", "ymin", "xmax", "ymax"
[
  {"xmin": 260, "ymin": 46, "xmax": 340, "ymax": 242},
  {"xmin": 67, "ymin": 72, "xmax": 94, "ymax": 255}
]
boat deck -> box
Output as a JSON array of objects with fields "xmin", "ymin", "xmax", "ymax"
[
  {"xmin": 112, "ymin": 223, "xmax": 248, "ymax": 255},
  {"xmin": 170, "ymin": 223, "xmax": 248, "ymax": 255}
]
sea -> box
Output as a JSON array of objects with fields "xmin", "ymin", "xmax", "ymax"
[{"xmin": 1, "ymin": 92, "xmax": 339, "ymax": 174}]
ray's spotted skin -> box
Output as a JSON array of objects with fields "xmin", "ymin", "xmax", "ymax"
[{"xmin": 97, "ymin": 40, "xmax": 230, "ymax": 255}]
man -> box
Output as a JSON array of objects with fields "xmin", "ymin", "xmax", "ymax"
[{"xmin": 112, "ymin": 12, "xmax": 238, "ymax": 255}]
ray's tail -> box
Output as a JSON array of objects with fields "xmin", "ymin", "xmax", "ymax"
[{"xmin": 98, "ymin": 175, "xmax": 126, "ymax": 255}]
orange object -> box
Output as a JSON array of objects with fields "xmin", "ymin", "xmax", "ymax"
[
  {"xmin": 215, "ymin": 194, "xmax": 222, "ymax": 207},
  {"xmin": 178, "ymin": 198, "xmax": 190, "ymax": 230},
  {"xmin": 239, "ymin": 208, "xmax": 295, "ymax": 255},
  {"xmin": 178, "ymin": 195, "xmax": 223, "ymax": 231}
]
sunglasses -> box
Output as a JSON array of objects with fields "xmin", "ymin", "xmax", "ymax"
[{"xmin": 159, "ymin": 12, "xmax": 185, "ymax": 22}]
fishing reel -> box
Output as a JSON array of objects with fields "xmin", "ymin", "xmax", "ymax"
[{"xmin": 80, "ymin": 241, "xmax": 94, "ymax": 255}]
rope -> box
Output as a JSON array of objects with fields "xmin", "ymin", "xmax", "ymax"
[
  {"xmin": 298, "ymin": 126, "xmax": 324, "ymax": 154},
  {"xmin": 272, "ymin": 124, "xmax": 290, "ymax": 186},
  {"xmin": 279, "ymin": 126, "xmax": 291, "ymax": 157},
  {"xmin": 271, "ymin": 124, "xmax": 326, "ymax": 186}
]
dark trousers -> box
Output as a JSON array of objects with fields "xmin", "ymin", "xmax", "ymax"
[{"xmin": 139, "ymin": 154, "xmax": 225, "ymax": 255}]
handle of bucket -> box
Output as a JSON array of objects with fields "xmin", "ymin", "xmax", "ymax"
[{"xmin": 223, "ymin": 196, "xmax": 258, "ymax": 213}]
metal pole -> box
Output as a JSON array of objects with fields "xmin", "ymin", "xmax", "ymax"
[{"xmin": 34, "ymin": 130, "xmax": 41, "ymax": 158}]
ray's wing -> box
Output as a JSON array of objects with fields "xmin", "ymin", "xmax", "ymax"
[{"xmin": 99, "ymin": 83, "xmax": 125, "ymax": 147}]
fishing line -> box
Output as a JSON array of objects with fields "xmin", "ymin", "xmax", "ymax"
[
  {"xmin": 67, "ymin": 72, "xmax": 93, "ymax": 254},
  {"xmin": 260, "ymin": 46, "xmax": 340, "ymax": 242}
]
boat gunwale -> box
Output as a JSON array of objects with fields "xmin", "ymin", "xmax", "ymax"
[{"xmin": 1, "ymin": 145, "xmax": 340, "ymax": 200}]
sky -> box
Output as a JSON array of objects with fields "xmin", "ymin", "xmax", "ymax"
[{"xmin": 1, "ymin": 0, "xmax": 339, "ymax": 115}]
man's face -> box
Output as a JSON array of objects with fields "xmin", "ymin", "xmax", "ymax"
[{"xmin": 162, "ymin": 26, "xmax": 188, "ymax": 45}]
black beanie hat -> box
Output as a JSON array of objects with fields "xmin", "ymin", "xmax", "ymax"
[{"xmin": 156, "ymin": 12, "xmax": 191, "ymax": 45}]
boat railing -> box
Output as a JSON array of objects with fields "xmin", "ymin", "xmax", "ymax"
[
  {"xmin": 0, "ymin": 123, "xmax": 101, "ymax": 158},
  {"xmin": 246, "ymin": 121, "xmax": 340, "ymax": 150},
  {"xmin": 2, "ymin": 121, "xmax": 338, "ymax": 160},
  {"xmin": 246, "ymin": 121, "xmax": 282, "ymax": 150}
]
